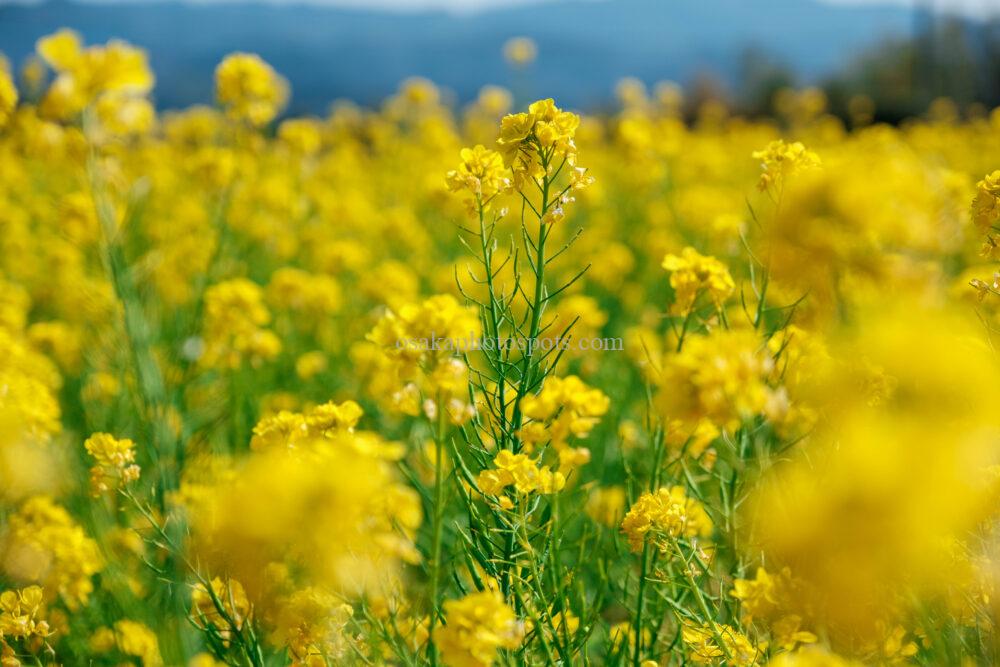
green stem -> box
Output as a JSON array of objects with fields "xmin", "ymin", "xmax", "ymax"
[
  {"xmin": 670, "ymin": 536, "xmax": 733, "ymax": 662},
  {"xmin": 502, "ymin": 159, "xmax": 551, "ymax": 600},
  {"xmin": 87, "ymin": 144, "xmax": 178, "ymax": 502},
  {"xmin": 517, "ymin": 502, "xmax": 564, "ymax": 665},
  {"xmin": 509, "ymin": 156, "xmax": 552, "ymax": 452},
  {"xmin": 632, "ymin": 541, "xmax": 653, "ymax": 666},
  {"xmin": 427, "ymin": 393, "xmax": 448, "ymax": 666},
  {"xmin": 478, "ymin": 201, "xmax": 507, "ymax": 441},
  {"xmin": 632, "ymin": 427, "xmax": 667, "ymax": 665}
]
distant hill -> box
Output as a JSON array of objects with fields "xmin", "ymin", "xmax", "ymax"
[{"xmin": 0, "ymin": 0, "xmax": 919, "ymax": 113}]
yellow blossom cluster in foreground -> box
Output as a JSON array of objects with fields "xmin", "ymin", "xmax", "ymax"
[{"xmin": 2, "ymin": 26, "xmax": 1000, "ymax": 667}]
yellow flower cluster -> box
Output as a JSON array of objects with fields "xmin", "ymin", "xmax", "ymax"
[
  {"xmin": 267, "ymin": 586, "xmax": 354, "ymax": 663},
  {"xmin": 749, "ymin": 303, "xmax": 1000, "ymax": 634},
  {"xmin": 35, "ymin": 29, "xmax": 153, "ymax": 132},
  {"xmin": 497, "ymin": 98, "xmax": 590, "ymax": 195},
  {"xmin": 1, "ymin": 496, "xmax": 102, "ymax": 609},
  {"xmin": 215, "ymin": 53, "xmax": 289, "ymax": 126},
  {"xmin": 267, "ymin": 267, "xmax": 342, "ymax": 322},
  {"xmin": 190, "ymin": 577, "xmax": 251, "ymax": 647},
  {"xmin": 585, "ymin": 485, "xmax": 627, "ymax": 527},
  {"xmin": 502, "ymin": 37, "xmax": 537, "ymax": 67},
  {"xmin": 656, "ymin": 329, "xmax": 778, "ymax": 433},
  {"xmin": 432, "ymin": 590, "xmax": 524, "ymax": 667},
  {"xmin": 90, "ymin": 620, "xmax": 163, "ymax": 666},
  {"xmin": 0, "ymin": 585, "xmax": 51, "ymax": 667},
  {"xmin": 0, "ymin": 67, "xmax": 17, "ymax": 128},
  {"xmin": 518, "ymin": 374, "xmax": 609, "ymax": 468},
  {"xmin": 0, "ymin": 585, "xmax": 49, "ymax": 640},
  {"xmin": 250, "ymin": 399, "xmax": 365, "ymax": 450},
  {"xmin": 661, "ymin": 247, "xmax": 736, "ymax": 314},
  {"xmin": 200, "ymin": 278, "xmax": 282, "ymax": 369},
  {"xmin": 972, "ymin": 169, "xmax": 1000, "ymax": 231},
  {"xmin": 446, "ymin": 145, "xmax": 510, "ymax": 212},
  {"xmin": 83, "ymin": 432, "xmax": 140, "ymax": 496},
  {"xmin": 366, "ymin": 294, "xmax": 480, "ymax": 421},
  {"xmin": 681, "ymin": 622, "xmax": 760, "ymax": 666},
  {"xmin": 190, "ymin": 428, "xmax": 422, "ymax": 601},
  {"xmin": 752, "ymin": 139, "xmax": 821, "ymax": 194},
  {"xmin": 620, "ymin": 486, "xmax": 713, "ymax": 553},
  {"xmin": 731, "ymin": 568, "xmax": 817, "ymax": 652},
  {"xmin": 477, "ymin": 450, "xmax": 565, "ymax": 507},
  {"xmin": 0, "ymin": 327, "xmax": 62, "ymax": 445}
]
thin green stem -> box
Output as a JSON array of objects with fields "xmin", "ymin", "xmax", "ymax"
[
  {"xmin": 427, "ymin": 393, "xmax": 449, "ymax": 666},
  {"xmin": 669, "ymin": 536, "xmax": 733, "ymax": 662}
]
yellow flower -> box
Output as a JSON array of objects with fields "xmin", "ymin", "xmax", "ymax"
[
  {"xmin": 609, "ymin": 621, "xmax": 650, "ymax": 654},
  {"xmin": 188, "ymin": 654, "xmax": 227, "ymax": 667},
  {"xmin": 250, "ymin": 400, "xmax": 367, "ymax": 451},
  {"xmin": 752, "ymin": 140, "xmax": 820, "ymax": 193},
  {"xmin": 972, "ymin": 170, "xmax": 1000, "ymax": 232},
  {"xmin": 476, "ymin": 450, "xmax": 565, "ymax": 499},
  {"xmin": 518, "ymin": 375, "xmax": 609, "ymax": 457},
  {"xmin": 27, "ymin": 321, "xmax": 82, "ymax": 372},
  {"xmin": 35, "ymin": 31, "xmax": 153, "ymax": 119},
  {"xmin": 215, "ymin": 53, "xmax": 288, "ymax": 126},
  {"xmin": 731, "ymin": 568, "xmax": 780, "ymax": 621},
  {"xmin": 495, "ymin": 99, "xmax": 587, "ymax": 190},
  {"xmin": 664, "ymin": 418, "xmax": 719, "ymax": 460},
  {"xmin": 278, "ymin": 117, "xmax": 323, "ymax": 154},
  {"xmin": 661, "ymin": 247, "xmax": 735, "ymax": 313},
  {"xmin": 502, "ymin": 37, "xmax": 537, "ymax": 67},
  {"xmin": 771, "ymin": 615, "xmax": 817, "ymax": 652},
  {"xmin": 83, "ymin": 432, "xmax": 140, "ymax": 496},
  {"xmin": 0, "ymin": 586, "xmax": 50, "ymax": 640},
  {"xmin": 0, "ymin": 67, "xmax": 17, "ymax": 128},
  {"xmin": 190, "ymin": 434, "xmax": 419, "ymax": 599},
  {"xmin": 201, "ymin": 278, "xmax": 282, "ymax": 369},
  {"xmin": 95, "ymin": 92, "xmax": 155, "ymax": 138},
  {"xmin": 295, "ymin": 351, "xmax": 328, "ymax": 380},
  {"xmin": 268, "ymin": 587, "xmax": 354, "ymax": 662},
  {"xmin": 620, "ymin": 486, "xmax": 713, "ymax": 553},
  {"xmin": 113, "ymin": 620, "xmax": 163, "ymax": 667},
  {"xmin": 498, "ymin": 112, "xmax": 535, "ymax": 147},
  {"xmin": 765, "ymin": 647, "xmax": 861, "ymax": 666},
  {"xmin": 36, "ymin": 29, "xmax": 83, "ymax": 72},
  {"xmin": 1, "ymin": 496, "xmax": 102, "ymax": 609},
  {"xmin": 433, "ymin": 590, "xmax": 524, "ymax": 667},
  {"xmin": 190, "ymin": 578, "xmax": 251, "ymax": 646},
  {"xmin": 366, "ymin": 294, "xmax": 481, "ymax": 421},
  {"xmin": 267, "ymin": 267, "xmax": 341, "ymax": 319},
  {"xmin": 682, "ymin": 622, "xmax": 761, "ymax": 666},
  {"xmin": 585, "ymin": 486, "xmax": 627, "ymax": 527},
  {"xmin": 446, "ymin": 144, "xmax": 510, "ymax": 210},
  {"xmin": 655, "ymin": 329, "xmax": 776, "ymax": 432}
]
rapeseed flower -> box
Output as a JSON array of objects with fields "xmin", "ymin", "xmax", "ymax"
[
  {"xmin": 620, "ymin": 486, "xmax": 713, "ymax": 553},
  {"xmin": 752, "ymin": 139, "xmax": 820, "ymax": 194},
  {"xmin": 83, "ymin": 432, "xmax": 140, "ymax": 495},
  {"xmin": 661, "ymin": 246, "xmax": 735, "ymax": 314},
  {"xmin": 433, "ymin": 590, "xmax": 524, "ymax": 667},
  {"xmin": 215, "ymin": 53, "xmax": 288, "ymax": 126}
]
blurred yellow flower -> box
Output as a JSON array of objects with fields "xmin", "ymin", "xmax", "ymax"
[
  {"xmin": 215, "ymin": 52, "xmax": 288, "ymax": 126},
  {"xmin": 433, "ymin": 590, "xmax": 524, "ymax": 667},
  {"xmin": 502, "ymin": 37, "xmax": 537, "ymax": 67}
]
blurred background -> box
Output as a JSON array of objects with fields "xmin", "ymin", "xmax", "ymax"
[{"xmin": 0, "ymin": 0, "xmax": 998, "ymax": 121}]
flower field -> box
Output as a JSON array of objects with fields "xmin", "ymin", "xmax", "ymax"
[{"xmin": 3, "ymin": 28, "xmax": 1000, "ymax": 666}]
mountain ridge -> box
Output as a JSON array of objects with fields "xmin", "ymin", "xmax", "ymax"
[{"xmin": 0, "ymin": 0, "xmax": 919, "ymax": 112}]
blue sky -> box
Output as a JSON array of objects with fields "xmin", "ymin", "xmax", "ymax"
[
  {"xmin": 1, "ymin": 0, "xmax": 995, "ymax": 18},
  {"xmin": 6, "ymin": 0, "xmax": 996, "ymax": 14},
  {"xmin": 233, "ymin": 0, "xmax": 996, "ymax": 17}
]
